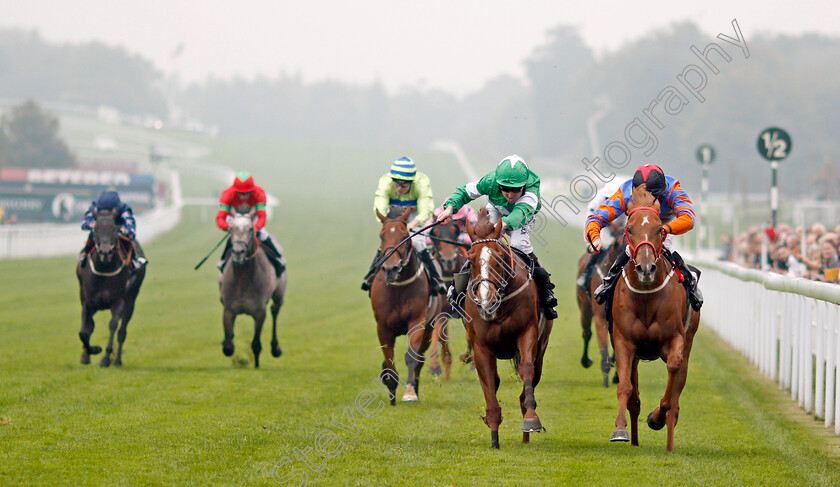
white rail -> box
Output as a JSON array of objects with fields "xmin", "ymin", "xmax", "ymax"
[{"xmin": 697, "ymin": 259, "xmax": 840, "ymax": 433}]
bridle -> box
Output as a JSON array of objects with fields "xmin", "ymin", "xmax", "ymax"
[
  {"xmin": 624, "ymin": 206, "xmax": 666, "ymax": 265},
  {"xmin": 467, "ymin": 236, "xmax": 527, "ymax": 307},
  {"xmin": 230, "ymin": 221, "xmax": 259, "ymax": 263},
  {"xmin": 379, "ymin": 219, "xmax": 415, "ymax": 282}
]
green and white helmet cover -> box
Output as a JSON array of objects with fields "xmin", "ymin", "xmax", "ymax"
[{"xmin": 495, "ymin": 155, "xmax": 529, "ymax": 187}]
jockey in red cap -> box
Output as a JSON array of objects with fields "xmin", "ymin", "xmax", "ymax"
[
  {"xmin": 584, "ymin": 164, "xmax": 703, "ymax": 311},
  {"xmin": 216, "ymin": 172, "xmax": 285, "ymax": 276}
]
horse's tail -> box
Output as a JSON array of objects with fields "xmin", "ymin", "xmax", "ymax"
[{"xmin": 512, "ymin": 351, "xmax": 521, "ymax": 375}]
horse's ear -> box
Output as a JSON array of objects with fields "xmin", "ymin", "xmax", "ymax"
[
  {"xmin": 376, "ymin": 209, "xmax": 387, "ymax": 223},
  {"xmin": 492, "ymin": 218, "xmax": 503, "ymax": 238},
  {"xmin": 466, "ymin": 217, "xmax": 476, "ymax": 241},
  {"xmin": 400, "ymin": 207, "xmax": 412, "ymax": 221}
]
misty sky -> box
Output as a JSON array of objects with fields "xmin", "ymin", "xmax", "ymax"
[{"xmin": 2, "ymin": 0, "xmax": 839, "ymax": 95}]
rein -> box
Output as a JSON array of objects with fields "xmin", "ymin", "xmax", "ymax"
[
  {"xmin": 90, "ymin": 235, "xmax": 132, "ymax": 276},
  {"xmin": 373, "ymin": 220, "xmax": 441, "ymax": 270},
  {"xmin": 468, "ymin": 236, "xmax": 524, "ymax": 305}
]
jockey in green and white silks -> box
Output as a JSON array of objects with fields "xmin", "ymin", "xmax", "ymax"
[
  {"xmin": 361, "ymin": 157, "xmax": 447, "ymax": 295},
  {"xmin": 437, "ymin": 155, "xmax": 558, "ymax": 320}
]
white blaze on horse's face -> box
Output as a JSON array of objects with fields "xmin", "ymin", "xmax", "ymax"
[{"xmin": 479, "ymin": 247, "xmax": 492, "ymax": 306}]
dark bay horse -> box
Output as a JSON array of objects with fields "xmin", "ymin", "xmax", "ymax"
[
  {"xmin": 575, "ymin": 234, "xmax": 622, "ymax": 387},
  {"xmin": 463, "ymin": 208, "xmax": 553, "ymax": 449},
  {"xmin": 76, "ymin": 209, "xmax": 146, "ymax": 367},
  {"xmin": 370, "ymin": 208, "xmax": 443, "ymax": 404},
  {"xmin": 426, "ymin": 221, "xmax": 468, "ymax": 379},
  {"xmin": 219, "ymin": 214, "xmax": 287, "ymax": 368},
  {"xmin": 609, "ymin": 185, "xmax": 700, "ymax": 451}
]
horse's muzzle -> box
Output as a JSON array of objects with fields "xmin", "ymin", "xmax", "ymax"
[{"xmin": 635, "ymin": 263, "xmax": 657, "ymax": 284}]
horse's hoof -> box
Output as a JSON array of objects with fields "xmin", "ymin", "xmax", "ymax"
[
  {"xmin": 89, "ymin": 346, "xmax": 103, "ymax": 355},
  {"xmin": 389, "ymin": 397, "xmax": 396, "ymax": 406},
  {"xmin": 522, "ymin": 418, "xmax": 544, "ymax": 433},
  {"xmin": 610, "ymin": 429, "xmax": 630, "ymax": 442},
  {"xmin": 491, "ymin": 430, "xmax": 500, "ymax": 449},
  {"xmin": 113, "ymin": 360, "xmax": 122, "ymax": 368},
  {"xmin": 429, "ymin": 365, "xmax": 442, "ymax": 377},
  {"xmin": 222, "ymin": 344, "xmax": 234, "ymax": 357},
  {"xmin": 612, "ymin": 373, "xmax": 619, "ymax": 384},
  {"xmin": 647, "ymin": 411, "xmax": 666, "ymax": 431},
  {"xmin": 98, "ymin": 358, "xmax": 110, "ymax": 368},
  {"xmin": 581, "ymin": 356, "xmax": 593, "ymax": 368},
  {"xmin": 79, "ymin": 355, "xmax": 90, "ymax": 365},
  {"xmin": 401, "ymin": 384, "xmax": 418, "ymax": 402},
  {"xmin": 271, "ymin": 345, "xmax": 282, "ymax": 358}
]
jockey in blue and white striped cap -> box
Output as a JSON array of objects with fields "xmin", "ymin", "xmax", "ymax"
[{"xmin": 390, "ymin": 156, "xmax": 417, "ymax": 180}]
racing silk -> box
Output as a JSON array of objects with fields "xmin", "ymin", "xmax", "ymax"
[
  {"xmin": 585, "ymin": 175, "xmax": 695, "ymax": 243},
  {"xmin": 444, "ymin": 169, "xmax": 541, "ymax": 230},
  {"xmin": 81, "ymin": 201, "xmax": 137, "ymax": 240},
  {"xmin": 373, "ymin": 172, "xmax": 434, "ymax": 223},
  {"xmin": 216, "ymin": 185, "xmax": 268, "ymax": 231}
]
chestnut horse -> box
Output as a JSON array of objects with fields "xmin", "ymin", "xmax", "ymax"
[
  {"xmin": 426, "ymin": 221, "xmax": 469, "ymax": 379},
  {"xmin": 575, "ymin": 235, "xmax": 622, "ymax": 387},
  {"xmin": 371, "ymin": 208, "xmax": 443, "ymax": 404},
  {"xmin": 462, "ymin": 208, "xmax": 553, "ymax": 449},
  {"xmin": 609, "ymin": 186, "xmax": 700, "ymax": 451}
]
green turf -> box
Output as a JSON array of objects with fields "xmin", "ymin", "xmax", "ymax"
[{"xmin": 1, "ymin": 133, "xmax": 839, "ymax": 486}]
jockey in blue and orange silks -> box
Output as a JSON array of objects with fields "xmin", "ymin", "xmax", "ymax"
[{"xmin": 584, "ymin": 164, "xmax": 703, "ymax": 311}]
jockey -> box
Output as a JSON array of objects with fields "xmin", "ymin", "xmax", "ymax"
[
  {"xmin": 216, "ymin": 172, "xmax": 285, "ymax": 277},
  {"xmin": 585, "ymin": 164, "xmax": 703, "ymax": 311},
  {"xmin": 361, "ymin": 157, "xmax": 447, "ymax": 295},
  {"xmin": 79, "ymin": 190, "xmax": 147, "ymax": 270},
  {"xmin": 428, "ymin": 205, "xmax": 477, "ymax": 246},
  {"xmin": 576, "ymin": 177, "xmax": 625, "ymax": 290},
  {"xmin": 437, "ymin": 155, "xmax": 558, "ymax": 320}
]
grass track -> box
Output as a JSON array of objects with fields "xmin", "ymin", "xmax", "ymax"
[{"xmin": 1, "ymin": 135, "xmax": 839, "ymax": 486}]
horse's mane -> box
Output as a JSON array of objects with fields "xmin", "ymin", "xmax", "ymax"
[
  {"xmin": 472, "ymin": 208, "xmax": 498, "ymax": 238},
  {"xmin": 627, "ymin": 184, "xmax": 660, "ymax": 212}
]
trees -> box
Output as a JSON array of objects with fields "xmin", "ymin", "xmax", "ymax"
[{"xmin": 0, "ymin": 99, "xmax": 76, "ymax": 168}]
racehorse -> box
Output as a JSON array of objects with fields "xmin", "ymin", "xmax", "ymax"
[
  {"xmin": 219, "ymin": 214, "xmax": 287, "ymax": 368},
  {"xmin": 575, "ymin": 234, "xmax": 623, "ymax": 387},
  {"xmin": 370, "ymin": 207, "xmax": 443, "ymax": 404},
  {"xmin": 76, "ymin": 209, "xmax": 146, "ymax": 367},
  {"xmin": 426, "ymin": 221, "xmax": 468, "ymax": 379},
  {"xmin": 462, "ymin": 208, "xmax": 553, "ymax": 448},
  {"xmin": 609, "ymin": 185, "xmax": 701, "ymax": 451}
]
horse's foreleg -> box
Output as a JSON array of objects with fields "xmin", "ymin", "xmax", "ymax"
[
  {"xmin": 377, "ymin": 327, "xmax": 398, "ymax": 406},
  {"xmin": 472, "ymin": 342, "xmax": 502, "ymax": 448},
  {"xmin": 611, "ymin": 332, "xmax": 636, "ymax": 443},
  {"xmin": 99, "ymin": 304, "xmax": 122, "ymax": 367},
  {"xmin": 78, "ymin": 305, "xmax": 101, "ymax": 364},
  {"xmin": 441, "ymin": 322, "xmax": 452, "ymax": 381},
  {"xmin": 517, "ymin": 325, "xmax": 542, "ymax": 442},
  {"xmin": 649, "ymin": 335, "xmax": 687, "ymax": 451},
  {"xmin": 578, "ymin": 290, "xmax": 594, "ymax": 368},
  {"xmin": 114, "ymin": 299, "xmax": 136, "ymax": 367},
  {"xmin": 251, "ymin": 310, "xmax": 266, "ymax": 369},
  {"xmin": 629, "ymin": 358, "xmax": 641, "ymax": 446},
  {"xmin": 403, "ymin": 317, "xmax": 432, "ymax": 401},
  {"xmin": 222, "ymin": 309, "xmax": 236, "ymax": 357},
  {"xmin": 427, "ymin": 317, "xmax": 443, "ymax": 377},
  {"xmin": 270, "ymin": 291, "xmax": 284, "ymax": 358}
]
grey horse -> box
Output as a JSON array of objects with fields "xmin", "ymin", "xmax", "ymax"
[{"xmin": 218, "ymin": 214, "xmax": 287, "ymax": 368}]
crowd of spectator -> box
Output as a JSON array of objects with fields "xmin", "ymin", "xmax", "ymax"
[{"xmin": 719, "ymin": 221, "xmax": 840, "ymax": 284}]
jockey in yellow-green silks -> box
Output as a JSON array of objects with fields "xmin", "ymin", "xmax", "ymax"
[{"xmin": 361, "ymin": 157, "xmax": 447, "ymax": 295}]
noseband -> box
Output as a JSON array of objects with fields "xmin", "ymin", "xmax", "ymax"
[
  {"xmin": 624, "ymin": 206, "xmax": 666, "ymax": 265},
  {"xmin": 467, "ymin": 237, "xmax": 518, "ymax": 305},
  {"xmin": 231, "ymin": 226, "xmax": 258, "ymax": 262},
  {"xmin": 380, "ymin": 219, "xmax": 414, "ymax": 279}
]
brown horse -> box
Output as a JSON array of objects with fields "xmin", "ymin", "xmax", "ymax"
[
  {"xmin": 462, "ymin": 208, "xmax": 553, "ymax": 449},
  {"xmin": 609, "ymin": 185, "xmax": 700, "ymax": 451},
  {"xmin": 575, "ymin": 234, "xmax": 623, "ymax": 387},
  {"xmin": 426, "ymin": 221, "xmax": 468, "ymax": 379},
  {"xmin": 218, "ymin": 214, "xmax": 287, "ymax": 368},
  {"xmin": 76, "ymin": 209, "xmax": 146, "ymax": 367},
  {"xmin": 371, "ymin": 208, "xmax": 443, "ymax": 404}
]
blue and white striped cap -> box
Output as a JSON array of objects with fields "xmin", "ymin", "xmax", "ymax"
[{"xmin": 390, "ymin": 157, "xmax": 416, "ymax": 181}]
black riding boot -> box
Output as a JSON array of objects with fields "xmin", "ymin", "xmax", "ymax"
[
  {"xmin": 668, "ymin": 250, "xmax": 703, "ymax": 311},
  {"xmin": 594, "ymin": 250, "xmax": 630, "ymax": 305},
  {"xmin": 419, "ymin": 248, "xmax": 447, "ymax": 296},
  {"xmin": 361, "ymin": 249, "xmax": 382, "ymax": 291},
  {"xmin": 260, "ymin": 236, "xmax": 286, "ymax": 277},
  {"xmin": 217, "ymin": 240, "xmax": 233, "ymax": 271},
  {"xmin": 528, "ymin": 253, "xmax": 558, "ymax": 320},
  {"xmin": 576, "ymin": 252, "xmax": 600, "ymax": 290}
]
